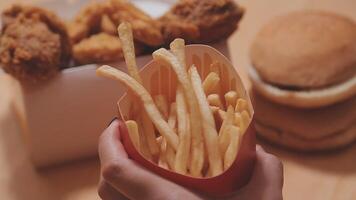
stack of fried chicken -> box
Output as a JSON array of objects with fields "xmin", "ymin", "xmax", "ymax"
[{"xmin": 0, "ymin": 0, "xmax": 244, "ymax": 82}]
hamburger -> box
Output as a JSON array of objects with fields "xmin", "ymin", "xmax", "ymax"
[{"xmin": 249, "ymin": 11, "xmax": 356, "ymax": 151}]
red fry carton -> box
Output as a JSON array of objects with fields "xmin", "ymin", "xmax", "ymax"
[{"xmin": 118, "ymin": 44, "xmax": 256, "ymax": 197}]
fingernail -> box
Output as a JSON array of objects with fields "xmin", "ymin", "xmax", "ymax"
[{"xmin": 107, "ymin": 117, "xmax": 118, "ymax": 127}]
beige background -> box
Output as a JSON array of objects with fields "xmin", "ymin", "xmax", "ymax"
[{"xmin": 1, "ymin": 0, "xmax": 356, "ymax": 199}]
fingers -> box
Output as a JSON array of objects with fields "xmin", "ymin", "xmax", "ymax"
[
  {"xmin": 246, "ymin": 145, "xmax": 283, "ymax": 200},
  {"xmin": 254, "ymin": 145, "xmax": 284, "ymax": 188},
  {"xmin": 231, "ymin": 145, "xmax": 283, "ymax": 200},
  {"xmin": 98, "ymin": 120, "xmax": 200, "ymax": 200},
  {"xmin": 99, "ymin": 120, "xmax": 128, "ymax": 168}
]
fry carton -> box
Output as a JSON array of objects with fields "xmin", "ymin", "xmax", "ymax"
[{"xmin": 118, "ymin": 44, "xmax": 256, "ymax": 196}]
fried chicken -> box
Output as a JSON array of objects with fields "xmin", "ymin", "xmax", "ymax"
[
  {"xmin": 109, "ymin": 0, "xmax": 163, "ymax": 46},
  {"xmin": 72, "ymin": 32, "xmax": 144, "ymax": 64},
  {"xmin": 67, "ymin": 2, "xmax": 109, "ymax": 44},
  {"xmin": 68, "ymin": 0, "xmax": 163, "ymax": 64},
  {"xmin": 0, "ymin": 5, "xmax": 71, "ymax": 82},
  {"xmin": 159, "ymin": 0, "xmax": 244, "ymax": 44}
]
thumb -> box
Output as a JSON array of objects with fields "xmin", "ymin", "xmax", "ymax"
[{"xmin": 99, "ymin": 120, "xmax": 200, "ymax": 200}]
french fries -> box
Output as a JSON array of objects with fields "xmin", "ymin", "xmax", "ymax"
[
  {"xmin": 168, "ymin": 102, "xmax": 177, "ymax": 129},
  {"xmin": 118, "ymin": 22, "xmax": 159, "ymax": 157},
  {"xmin": 209, "ymin": 105, "xmax": 219, "ymax": 114},
  {"xmin": 154, "ymin": 94, "xmax": 169, "ymax": 120},
  {"xmin": 136, "ymin": 118, "xmax": 153, "ymax": 160},
  {"xmin": 98, "ymin": 24, "xmax": 252, "ymax": 178},
  {"xmin": 207, "ymin": 94, "xmax": 224, "ymax": 109},
  {"xmin": 164, "ymin": 138, "xmax": 176, "ymax": 169},
  {"xmin": 236, "ymin": 98, "xmax": 249, "ymax": 114},
  {"xmin": 118, "ymin": 22, "xmax": 142, "ymax": 83},
  {"xmin": 224, "ymin": 125, "xmax": 241, "ymax": 170},
  {"xmin": 218, "ymin": 106, "xmax": 235, "ymax": 155},
  {"xmin": 189, "ymin": 66, "xmax": 223, "ymax": 176},
  {"xmin": 174, "ymin": 86, "xmax": 191, "ymax": 174},
  {"xmin": 154, "ymin": 41, "xmax": 204, "ymax": 177},
  {"xmin": 217, "ymin": 110, "xmax": 243, "ymax": 127},
  {"xmin": 225, "ymin": 91, "xmax": 238, "ymax": 108},
  {"xmin": 97, "ymin": 66, "xmax": 179, "ymax": 150},
  {"xmin": 170, "ymin": 38, "xmax": 186, "ymax": 70},
  {"xmin": 240, "ymin": 110, "xmax": 250, "ymax": 133},
  {"xmin": 125, "ymin": 120, "xmax": 140, "ymax": 151},
  {"xmin": 158, "ymin": 136, "xmax": 169, "ymax": 169},
  {"xmin": 203, "ymin": 72, "xmax": 220, "ymax": 95}
]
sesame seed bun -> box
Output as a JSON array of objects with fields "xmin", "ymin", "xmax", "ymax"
[
  {"xmin": 250, "ymin": 11, "xmax": 356, "ymax": 89},
  {"xmin": 249, "ymin": 11, "xmax": 356, "ymax": 108}
]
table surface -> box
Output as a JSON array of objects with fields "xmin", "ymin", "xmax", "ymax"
[{"xmin": 1, "ymin": 0, "xmax": 356, "ymax": 200}]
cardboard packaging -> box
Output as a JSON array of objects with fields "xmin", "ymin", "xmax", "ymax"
[{"xmin": 118, "ymin": 44, "xmax": 256, "ymax": 196}]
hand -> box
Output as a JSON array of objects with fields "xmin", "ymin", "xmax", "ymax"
[{"xmin": 98, "ymin": 120, "xmax": 283, "ymax": 200}]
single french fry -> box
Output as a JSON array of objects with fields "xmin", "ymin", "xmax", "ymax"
[
  {"xmin": 154, "ymin": 94, "xmax": 169, "ymax": 120},
  {"xmin": 170, "ymin": 38, "xmax": 186, "ymax": 70},
  {"xmin": 97, "ymin": 66, "xmax": 179, "ymax": 150},
  {"xmin": 189, "ymin": 66, "xmax": 223, "ymax": 176},
  {"xmin": 240, "ymin": 110, "xmax": 250, "ymax": 133},
  {"xmin": 217, "ymin": 109, "xmax": 226, "ymax": 123},
  {"xmin": 118, "ymin": 22, "xmax": 159, "ymax": 156},
  {"xmin": 141, "ymin": 113, "xmax": 160, "ymax": 157},
  {"xmin": 158, "ymin": 137, "xmax": 169, "ymax": 169},
  {"xmin": 168, "ymin": 102, "xmax": 177, "ymax": 129},
  {"xmin": 235, "ymin": 98, "xmax": 248, "ymax": 113},
  {"xmin": 207, "ymin": 94, "xmax": 224, "ymax": 109},
  {"xmin": 218, "ymin": 106, "xmax": 235, "ymax": 155},
  {"xmin": 101, "ymin": 14, "xmax": 116, "ymax": 35},
  {"xmin": 125, "ymin": 120, "xmax": 140, "ymax": 151},
  {"xmin": 202, "ymin": 72, "xmax": 220, "ymax": 95},
  {"xmin": 209, "ymin": 105, "xmax": 219, "ymax": 114},
  {"xmin": 174, "ymin": 86, "xmax": 191, "ymax": 174},
  {"xmin": 224, "ymin": 125, "xmax": 241, "ymax": 170},
  {"xmin": 234, "ymin": 112, "xmax": 242, "ymax": 127},
  {"xmin": 166, "ymin": 146, "xmax": 176, "ymax": 169},
  {"xmin": 162, "ymin": 102, "xmax": 176, "ymax": 170},
  {"xmin": 154, "ymin": 45, "xmax": 204, "ymax": 176},
  {"xmin": 225, "ymin": 91, "xmax": 238, "ymax": 108},
  {"xmin": 158, "ymin": 135, "xmax": 175, "ymax": 170},
  {"xmin": 117, "ymin": 22, "xmax": 142, "ymax": 83},
  {"xmin": 136, "ymin": 117, "xmax": 152, "ymax": 160}
]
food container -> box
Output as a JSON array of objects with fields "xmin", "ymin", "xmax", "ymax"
[{"xmin": 118, "ymin": 44, "xmax": 256, "ymax": 196}]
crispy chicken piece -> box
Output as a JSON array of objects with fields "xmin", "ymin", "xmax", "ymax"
[
  {"xmin": 159, "ymin": 0, "xmax": 244, "ymax": 44},
  {"xmin": 68, "ymin": 0, "xmax": 163, "ymax": 64},
  {"xmin": 73, "ymin": 32, "xmax": 144, "ymax": 65},
  {"xmin": 68, "ymin": 0, "xmax": 163, "ymax": 46},
  {"xmin": 101, "ymin": 14, "xmax": 117, "ymax": 35},
  {"xmin": 0, "ymin": 5, "xmax": 71, "ymax": 82},
  {"xmin": 109, "ymin": 0, "xmax": 163, "ymax": 46},
  {"xmin": 67, "ymin": 2, "xmax": 109, "ymax": 44}
]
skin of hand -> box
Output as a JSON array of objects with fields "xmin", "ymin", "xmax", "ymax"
[{"xmin": 98, "ymin": 120, "xmax": 283, "ymax": 200}]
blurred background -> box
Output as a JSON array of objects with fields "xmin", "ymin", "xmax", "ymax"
[{"xmin": 0, "ymin": 0, "xmax": 355, "ymax": 199}]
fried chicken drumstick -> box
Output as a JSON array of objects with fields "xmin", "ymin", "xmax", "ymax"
[
  {"xmin": 0, "ymin": 5, "xmax": 71, "ymax": 82},
  {"xmin": 68, "ymin": 0, "xmax": 163, "ymax": 64}
]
